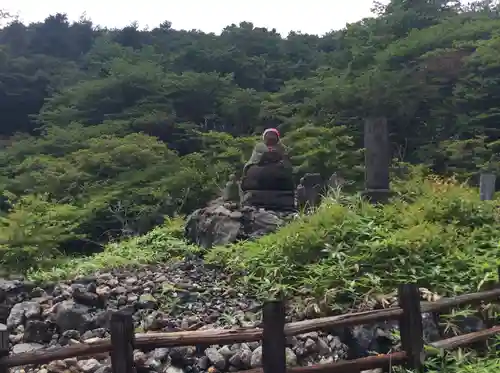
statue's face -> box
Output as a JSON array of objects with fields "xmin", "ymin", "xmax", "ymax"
[{"xmin": 264, "ymin": 132, "xmax": 278, "ymax": 145}]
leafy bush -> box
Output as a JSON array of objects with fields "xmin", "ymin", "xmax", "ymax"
[
  {"xmin": 207, "ymin": 171, "xmax": 500, "ymax": 305},
  {"xmin": 0, "ymin": 193, "xmax": 84, "ymax": 272},
  {"xmin": 426, "ymin": 338, "xmax": 500, "ymax": 373},
  {"xmin": 27, "ymin": 219, "xmax": 200, "ymax": 282}
]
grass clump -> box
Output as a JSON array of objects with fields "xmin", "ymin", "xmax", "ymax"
[
  {"xmin": 207, "ymin": 168, "xmax": 500, "ymax": 370},
  {"xmin": 207, "ymin": 170, "xmax": 500, "ymax": 304},
  {"xmin": 426, "ymin": 337, "xmax": 500, "ymax": 372},
  {"xmin": 27, "ymin": 217, "xmax": 198, "ymax": 282}
]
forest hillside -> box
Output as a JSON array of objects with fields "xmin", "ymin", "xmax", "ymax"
[{"xmin": 1, "ymin": 0, "xmax": 500, "ymax": 271}]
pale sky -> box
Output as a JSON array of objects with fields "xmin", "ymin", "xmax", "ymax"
[{"xmin": 2, "ymin": 0, "xmax": 379, "ymax": 36}]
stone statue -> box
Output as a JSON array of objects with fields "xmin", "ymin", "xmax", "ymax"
[
  {"xmin": 328, "ymin": 172, "xmax": 346, "ymax": 189},
  {"xmin": 222, "ymin": 174, "xmax": 241, "ymax": 205},
  {"xmin": 302, "ymin": 173, "xmax": 323, "ymax": 207},
  {"xmin": 296, "ymin": 177, "xmax": 307, "ymax": 210},
  {"xmin": 239, "ymin": 129, "xmax": 295, "ymax": 211},
  {"xmin": 242, "ymin": 128, "xmax": 291, "ymax": 177}
]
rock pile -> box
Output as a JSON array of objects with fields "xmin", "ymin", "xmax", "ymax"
[
  {"xmin": 184, "ymin": 200, "xmax": 297, "ymax": 248},
  {"xmin": 0, "ymin": 258, "xmax": 487, "ymax": 373}
]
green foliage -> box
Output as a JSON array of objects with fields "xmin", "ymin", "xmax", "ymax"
[
  {"xmin": 283, "ymin": 124, "xmax": 364, "ymax": 182},
  {"xmin": 0, "ymin": 128, "xmax": 228, "ymax": 270},
  {"xmin": 423, "ymin": 136, "xmax": 500, "ymax": 181},
  {"xmin": 207, "ymin": 172, "xmax": 500, "ymax": 303},
  {"xmin": 1, "ymin": 6, "xmax": 500, "ymax": 370},
  {"xmin": 0, "ymin": 193, "xmax": 83, "ymax": 271},
  {"xmin": 3, "ymin": 2, "xmax": 500, "ymax": 309},
  {"xmin": 27, "ymin": 219, "xmax": 200, "ymax": 282},
  {"xmin": 426, "ymin": 338, "xmax": 500, "ymax": 372}
]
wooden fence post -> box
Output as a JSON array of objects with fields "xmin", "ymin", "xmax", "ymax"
[
  {"xmin": 0, "ymin": 323, "xmax": 8, "ymax": 373},
  {"xmin": 479, "ymin": 173, "xmax": 496, "ymax": 201},
  {"xmin": 110, "ymin": 312, "xmax": 135, "ymax": 373},
  {"xmin": 398, "ymin": 284, "xmax": 424, "ymax": 372},
  {"xmin": 363, "ymin": 117, "xmax": 391, "ymax": 204},
  {"xmin": 262, "ymin": 300, "xmax": 286, "ymax": 373}
]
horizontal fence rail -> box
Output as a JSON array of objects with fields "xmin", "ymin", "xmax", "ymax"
[{"xmin": 1, "ymin": 282, "xmax": 500, "ymax": 372}]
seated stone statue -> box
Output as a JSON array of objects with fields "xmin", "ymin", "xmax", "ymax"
[
  {"xmin": 222, "ymin": 174, "xmax": 241, "ymax": 205},
  {"xmin": 241, "ymin": 162, "xmax": 295, "ymax": 191},
  {"xmin": 242, "ymin": 142, "xmax": 290, "ymax": 176},
  {"xmin": 240, "ymin": 128, "xmax": 295, "ymax": 211},
  {"xmin": 296, "ymin": 173, "xmax": 323, "ymax": 211},
  {"xmin": 296, "ymin": 178, "xmax": 307, "ymax": 210},
  {"xmin": 243, "ymin": 129, "xmax": 291, "ymax": 171}
]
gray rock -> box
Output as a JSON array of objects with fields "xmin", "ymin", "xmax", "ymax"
[
  {"xmin": 47, "ymin": 360, "xmax": 68, "ymax": 373},
  {"xmin": 329, "ymin": 335, "xmax": 348, "ymax": 360},
  {"xmin": 0, "ymin": 279, "xmax": 23, "ymax": 292},
  {"xmin": 55, "ymin": 301, "xmax": 92, "ymax": 332},
  {"xmin": 134, "ymin": 350, "xmax": 148, "ymax": 366},
  {"xmin": 137, "ymin": 294, "xmax": 158, "ymax": 309},
  {"xmin": 285, "ymin": 347, "xmax": 298, "ymax": 366},
  {"xmin": 305, "ymin": 338, "xmax": 317, "ymax": 353},
  {"xmin": 163, "ymin": 367, "xmax": 185, "ymax": 373},
  {"xmin": 169, "ymin": 346, "xmax": 195, "ymax": 367},
  {"xmin": 6, "ymin": 301, "xmax": 40, "ymax": 329},
  {"xmin": 319, "ymin": 356, "xmax": 335, "ymax": 364},
  {"xmin": 229, "ymin": 352, "xmax": 242, "ymax": 368},
  {"xmin": 205, "ymin": 347, "xmax": 226, "ymax": 370},
  {"xmin": 12, "ymin": 342, "xmax": 44, "ymax": 354},
  {"xmin": 112, "ymin": 286, "xmax": 128, "ymax": 295},
  {"xmin": 184, "ymin": 201, "xmax": 295, "ymax": 248},
  {"xmin": 72, "ymin": 288, "xmax": 102, "ymax": 307},
  {"xmin": 239, "ymin": 348, "xmax": 252, "ymax": 368},
  {"xmin": 252, "ymin": 210, "xmax": 283, "ymax": 233},
  {"xmin": 298, "ymin": 331, "xmax": 319, "ymax": 340},
  {"xmin": 196, "ymin": 356, "xmax": 210, "ymax": 370},
  {"xmin": 23, "ymin": 320, "xmax": 51, "ymax": 343},
  {"xmin": 94, "ymin": 366, "xmax": 112, "ymax": 373},
  {"xmin": 317, "ymin": 337, "xmax": 331, "ymax": 355},
  {"xmin": 145, "ymin": 358, "xmax": 162, "ymax": 371},
  {"xmin": 77, "ymin": 358, "xmax": 102, "ymax": 373},
  {"xmin": 61, "ymin": 329, "xmax": 81, "ymax": 341},
  {"xmin": 247, "ymin": 341, "xmax": 260, "ymax": 350},
  {"xmin": 150, "ymin": 347, "xmax": 169, "ymax": 361},
  {"xmin": 218, "ymin": 345, "xmax": 234, "ymax": 360},
  {"xmin": 210, "ymin": 216, "xmax": 241, "ymax": 246},
  {"xmin": 96, "ymin": 286, "xmax": 111, "ymax": 298},
  {"xmin": 351, "ymin": 325, "xmax": 375, "ymax": 352},
  {"xmin": 125, "ymin": 277, "xmax": 138, "ymax": 285},
  {"xmin": 250, "ymin": 346, "xmax": 262, "ymax": 368},
  {"xmin": 144, "ymin": 311, "xmax": 167, "ymax": 331}
]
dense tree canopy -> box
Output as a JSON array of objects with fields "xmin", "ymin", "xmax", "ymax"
[{"xmin": 2, "ymin": 0, "xmax": 500, "ymax": 268}]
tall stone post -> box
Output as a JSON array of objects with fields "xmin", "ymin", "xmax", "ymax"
[
  {"xmin": 363, "ymin": 117, "xmax": 391, "ymax": 204},
  {"xmin": 479, "ymin": 173, "xmax": 496, "ymax": 201}
]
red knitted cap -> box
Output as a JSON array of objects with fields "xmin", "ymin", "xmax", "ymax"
[{"xmin": 262, "ymin": 128, "xmax": 280, "ymax": 139}]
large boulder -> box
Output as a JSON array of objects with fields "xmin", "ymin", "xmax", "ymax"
[{"xmin": 184, "ymin": 199, "xmax": 297, "ymax": 248}]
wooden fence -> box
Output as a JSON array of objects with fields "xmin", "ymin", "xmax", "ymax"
[{"xmin": 1, "ymin": 280, "xmax": 500, "ymax": 373}]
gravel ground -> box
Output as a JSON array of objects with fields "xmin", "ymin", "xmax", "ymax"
[{"xmin": 0, "ymin": 257, "xmax": 482, "ymax": 373}]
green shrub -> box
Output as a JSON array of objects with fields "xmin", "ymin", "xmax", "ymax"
[
  {"xmin": 0, "ymin": 193, "xmax": 84, "ymax": 272},
  {"xmin": 26, "ymin": 219, "xmax": 199, "ymax": 282},
  {"xmin": 207, "ymin": 172, "xmax": 500, "ymax": 305}
]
